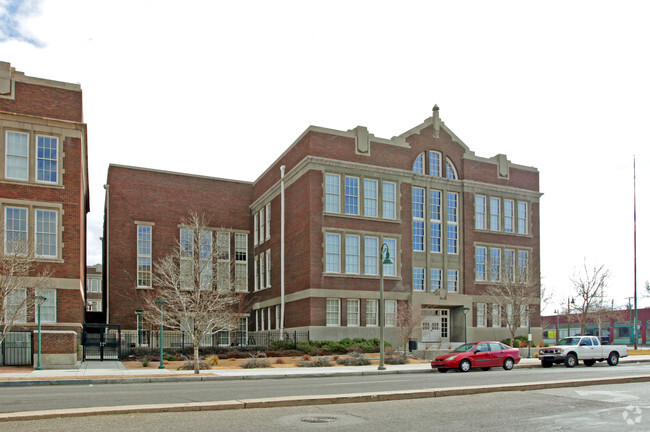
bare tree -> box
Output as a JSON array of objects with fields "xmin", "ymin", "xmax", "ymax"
[
  {"xmin": 142, "ymin": 213, "xmax": 240, "ymax": 374},
  {"xmin": 571, "ymin": 261, "xmax": 610, "ymax": 336},
  {"xmin": 1, "ymin": 232, "xmax": 52, "ymax": 346},
  {"xmin": 396, "ymin": 300, "xmax": 422, "ymax": 359},
  {"xmin": 485, "ymin": 254, "xmax": 539, "ymax": 347}
]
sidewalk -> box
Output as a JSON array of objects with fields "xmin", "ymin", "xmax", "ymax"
[{"xmin": 2, "ymin": 355, "xmax": 649, "ymax": 386}]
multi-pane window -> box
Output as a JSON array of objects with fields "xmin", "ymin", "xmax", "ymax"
[
  {"xmin": 5, "ymin": 131, "xmax": 29, "ymax": 181},
  {"xmin": 382, "ymin": 182, "xmax": 396, "ymax": 219},
  {"xmin": 4, "ymin": 207, "xmax": 27, "ymax": 254},
  {"xmin": 364, "ymin": 179, "xmax": 378, "ymax": 217},
  {"xmin": 504, "ymin": 199, "xmax": 514, "ymax": 233},
  {"xmin": 430, "ymin": 190, "xmax": 441, "ymax": 253},
  {"xmin": 430, "ymin": 268, "xmax": 442, "ymax": 292},
  {"xmin": 199, "ymin": 231, "xmax": 212, "ymax": 290},
  {"xmin": 87, "ymin": 300, "xmax": 103, "ymax": 312},
  {"xmin": 520, "ymin": 305, "xmax": 528, "ymax": 327},
  {"xmin": 490, "ymin": 248, "xmax": 501, "ymax": 282},
  {"xmin": 180, "ymin": 229, "xmax": 212, "ymax": 290},
  {"xmin": 254, "ymin": 256, "xmax": 259, "ymax": 291},
  {"xmin": 477, "ymin": 303, "xmax": 487, "ymax": 327},
  {"xmin": 518, "ymin": 202, "xmax": 528, "ymax": 234},
  {"xmin": 36, "ymin": 135, "xmax": 58, "ymax": 183},
  {"xmin": 413, "ymin": 267, "xmax": 425, "ymax": 291},
  {"xmin": 259, "ymin": 251, "xmax": 266, "ymax": 288},
  {"xmin": 475, "ymin": 246, "xmax": 487, "ymax": 281},
  {"xmin": 345, "ymin": 235, "xmax": 360, "ymax": 274},
  {"xmin": 325, "ymin": 174, "xmax": 340, "ymax": 213},
  {"xmin": 234, "ymin": 233, "xmax": 248, "ymax": 292},
  {"xmin": 265, "ymin": 203, "xmax": 271, "ymax": 240},
  {"xmin": 366, "ymin": 300, "xmax": 378, "ymax": 326},
  {"xmin": 325, "ymin": 233, "xmax": 340, "ymax": 273},
  {"xmin": 259, "ymin": 207, "xmax": 265, "ymax": 244},
  {"xmin": 347, "ymin": 299, "xmax": 360, "ymax": 326},
  {"xmin": 382, "ymin": 238, "xmax": 397, "ymax": 276},
  {"xmin": 326, "ymin": 299, "xmax": 340, "ymax": 326},
  {"xmin": 5, "ymin": 288, "xmax": 26, "ymax": 323},
  {"xmin": 429, "ymin": 151, "xmax": 441, "ymax": 177},
  {"xmin": 265, "ymin": 250, "xmax": 271, "ymax": 288},
  {"xmin": 413, "ymin": 153, "xmax": 424, "ymax": 174},
  {"xmin": 445, "ymin": 158, "xmax": 457, "ymax": 179},
  {"xmin": 489, "ymin": 197, "xmax": 500, "ymax": 231},
  {"xmin": 35, "ymin": 210, "xmax": 57, "ymax": 257},
  {"xmin": 492, "ymin": 304, "xmax": 501, "ymax": 327},
  {"xmin": 137, "ymin": 225, "xmax": 152, "ymax": 287},
  {"xmin": 504, "ymin": 249, "xmax": 515, "ymax": 282},
  {"xmin": 475, "ymin": 195, "xmax": 486, "ymax": 230},
  {"xmin": 412, "ymin": 187, "xmax": 425, "ymax": 252},
  {"xmin": 385, "ymin": 300, "xmax": 397, "ymax": 327},
  {"xmin": 35, "ymin": 289, "xmax": 56, "ymax": 323},
  {"xmin": 506, "ymin": 304, "xmax": 514, "ymax": 326},
  {"xmin": 89, "ymin": 279, "xmax": 101, "ymax": 293},
  {"xmin": 345, "ymin": 176, "xmax": 359, "ymax": 215},
  {"xmin": 518, "ymin": 250, "xmax": 529, "ymax": 282},
  {"xmin": 364, "ymin": 237, "xmax": 378, "ymax": 275},
  {"xmin": 447, "ymin": 270, "xmax": 458, "ymax": 292},
  {"xmin": 447, "ymin": 192, "xmax": 458, "ymax": 254},
  {"xmin": 253, "ymin": 213, "xmax": 259, "ymax": 246}
]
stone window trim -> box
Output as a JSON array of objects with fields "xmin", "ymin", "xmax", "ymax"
[
  {"xmin": 474, "ymin": 243, "xmax": 533, "ymax": 285},
  {"xmin": 323, "ymin": 172, "xmax": 399, "ymax": 221},
  {"xmin": 1, "ymin": 199, "xmax": 63, "ymax": 261},
  {"xmin": 2, "ymin": 129, "xmax": 64, "ymax": 187}
]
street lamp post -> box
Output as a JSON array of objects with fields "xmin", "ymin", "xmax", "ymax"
[
  {"xmin": 154, "ymin": 300, "xmax": 167, "ymax": 369},
  {"xmin": 378, "ymin": 243, "xmax": 393, "ymax": 371},
  {"xmin": 135, "ymin": 310, "xmax": 143, "ymax": 347},
  {"xmin": 567, "ymin": 297, "xmax": 575, "ymax": 337},
  {"xmin": 34, "ymin": 296, "xmax": 46, "ymax": 371},
  {"xmin": 554, "ymin": 309, "xmax": 559, "ymax": 344},
  {"xmin": 527, "ymin": 306, "xmax": 532, "ymax": 358},
  {"xmin": 461, "ymin": 307, "xmax": 470, "ymax": 344}
]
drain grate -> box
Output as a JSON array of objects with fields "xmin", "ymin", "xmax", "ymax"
[{"xmin": 301, "ymin": 416, "xmax": 338, "ymax": 424}]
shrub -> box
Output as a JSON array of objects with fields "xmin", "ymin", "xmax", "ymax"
[
  {"xmin": 336, "ymin": 352, "xmax": 371, "ymax": 366},
  {"xmin": 140, "ymin": 358, "xmax": 150, "ymax": 367},
  {"xmin": 270, "ymin": 340, "xmax": 297, "ymax": 351},
  {"xmin": 385, "ymin": 356, "xmax": 408, "ymax": 365},
  {"xmin": 164, "ymin": 354, "xmax": 177, "ymax": 362},
  {"xmin": 241, "ymin": 358, "xmax": 271, "ymax": 369},
  {"xmin": 178, "ymin": 360, "xmax": 210, "ymax": 370},
  {"xmin": 275, "ymin": 358, "xmax": 285, "ymax": 364},
  {"xmin": 297, "ymin": 357, "xmax": 333, "ymax": 367},
  {"xmin": 205, "ymin": 355, "xmax": 219, "ymax": 366}
]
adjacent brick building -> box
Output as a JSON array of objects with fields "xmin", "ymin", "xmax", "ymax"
[
  {"xmin": 0, "ymin": 62, "xmax": 88, "ymax": 366},
  {"xmin": 105, "ymin": 106, "xmax": 542, "ymax": 346}
]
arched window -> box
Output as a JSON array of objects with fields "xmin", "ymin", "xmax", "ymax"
[
  {"xmin": 412, "ymin": 153, "xmax": 424, "ymax": 174},
  {"xmin": 445, "ymin": 158, "xmax": 458, "ymax": 180},
  {"xmin": 429, "ymin": 151, "xmax": 441, "ymax": 177}
]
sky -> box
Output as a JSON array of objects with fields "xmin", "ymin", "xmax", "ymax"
[{"xmin": 1, "ymin": 0, "xmax": 649, "ymax": 314}]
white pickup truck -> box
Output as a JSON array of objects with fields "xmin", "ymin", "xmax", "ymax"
[{"xmin": 538, "ymin": 336, "xmax": 628, "ymax": 368}]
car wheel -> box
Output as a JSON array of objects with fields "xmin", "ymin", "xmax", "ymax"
[
  {"xmin": 481, "ymin": 367, "xmax": 491, "ymax": 371},
  {"xmin": 564, "ymin": 354, "xmax": 577, "ymax": 368},
  {"xmin": 583, "ymin": 359, "xmax": 595, "ymax": 367},
  {"xmin": 437, "ymin": 368, "xmax": 448, "ymax": 373},
  {"xmin": 503, "ymin": 357, "xmax": 514, "ymax": 371},
  {"xmin": 458, "ymin": 359, "xmax": 471, "ymax": 372},
  {"xmin": 607, "ymin": 352, "xmax": 619, "ymax": 366},
  {"xmin": 541, "ymin": 360, "xmax": 553, "ymax": 368}
]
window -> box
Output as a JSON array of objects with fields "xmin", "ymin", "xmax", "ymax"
[
  {"xmin": 345, "ymin": 176, "xmax": 359, "ymax": 215},
  {"xmin": 447, "ymin": 270, "xmax": 458, "ymax": 292},
  {"xmin": 345, "ymin": 235, "xmax": 360, "ymax": 274},
  {"xmin": 4, "ymin": 207, "xmax": 27, "ymax": 254},
  {"xmin": 430, "ymin": 268, "xmax": 442, "ymax": 292},
  {"xmin": 35, "ymin": 289, "xmax": 56, "ymax": 323},
  {"xmin": 364, "ymin": 179, "xmax": 378, "ymax": 217},
  {"xmin": 34, "ymin": 209, "xmax": 57, "ymax": 258},
  {"xmin": 366, "ymin": 300, "xmax": 378, "ymax": 326},
  {"xmin": 475, "ymin": 246, "xmax": 487, "ymax": 281},
  {"xmin": 265, "ymin": 203, "xmax": 271, "ymax": 240},
  {"xmin": 259, "ymin": 252, "xmax": 266, "ymax": 288},
  {"xmin": 382, "ymin": 182, "xmax": 396, "ymax": 219},
  {"xmin": 180, "ymin": 229, "xmax": 212, "ymax": 290},
  {"xmin": 5, "ymin": 131, "xmax": 28, "ymax": 180},
  {"xmin": 518, "ymin": 202, "xmax": 528, "ymax": 234},
  {"xmin": 447, "ymin": 192, "xmax": 458, "ymax": 254},
  {"xmin": 216, "ymin": 231, "xmax": 230, "ymax": 284},
  {"xmin": 347, "ymin": 299, "xmax": 360, "ymax": 326},
  {"xmin": 36, "ymin": 135, "xmax": 58, "ymax": 183},
  {"xmin": 385, "ymin": 300, "xmax": 397, "ymax": 327},
  {"xmin": 429, "ymin": 151, "xmax": 441, "ymax": 177},
  {"xmin": 430, "ymin": 190, "xmax": 441, "ymax": 253},
  {"xmin": 253, "ymin": 213, "xmax": 259, "ymax": 246},
  {"xmin": 275, "ymin": 306, "xmax": 280, "ymax": 330},
  {"xmin": 477, "ymin": 303, "xmax": 487, "ymax": 327},
  {"xmin": 137, "ymin": 225, "xmax": 152, "ymax": 287},
  {"xmin": 413, "ymin": 153, "xmax": 424, "ymax": 174},
  {"xmin": 492, "ymin": 304, "xmax": 501, "ymax": 327},
  {"xmin": 234, "ymin": 233, "xmax": 248, "ymax": 292},
  {"xmin": 325, "ymin": 174, "xmax": 340, "ymax": 213},
  {"xmin": 382, "ymin": 238, "xmax": 397, "ymax": 276},
  {"xmin": 89, "ymin": 279, "xmax": 101, "ymax": 293},
  {"xmin": 518, "ymin": 250, "xmax": 529, "ymax": 282},
  {"xmin": 254, "ymin": 255, "xmax": 259, "ymax": 291},
  {"xmin": 326, "ymin": 298, "xmax": 340, "ymax": 326},
  {"xmin": 445, "ymin": 158, "xmax": 457, "ymax": 179},
  {"xmin": 489, "ymin": 197, "xmax": 500, "ymax": 231},
  {"xmin": 412, "ymin": 187, "xmax": 425, "ymax": 252},
  {"xmin": 87, "ymin": 300, "xmax": 102, "ymax": 312},
  {"xmin": 259, "ymin": 207, "xmax": 265, "ymax": 244},
  {"xmin": 265, "ymin": 250, "xmax": 271, "ymax": 288},
  {"xmin": 199, "ymin": 231, "xmax": 212, "ymax": 290},
  {"xmin": 413, "ymin": 267, "xmax": 425, "ymax": 291},
  {"xmin": 490, "ymin": 248, "xmax": 501, "ymax": 282},
  {"xmin": 520, "ymin": 305, "xmax": 528, "ymax": 327},
  {"xmin": 364, "ymin": 237, "xmax": 378, "ymax": 275},
  {"xmin": 475, "ymin": 195, "xmax": 486, "ymax": 230},
  {"xmin": 506, "ymin": 304, "xmax": 513, "ymax": 326},
  {"xmin": 504, "ymin": 199, "xmax": 514, "ymax": 233},
  {"xmin": 325, "ymin": 233, "xmax": 340, "ymax": 273},
  {"xmin": 5, "ymin": 288, "xmax": 26, "ymax": 322},
  {"xmin": 504, "ymin": 249, "xmax": 515, "ymax": 282}
]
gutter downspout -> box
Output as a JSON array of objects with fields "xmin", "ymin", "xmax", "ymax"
[{"xmin": 280, "ymin": 165, "xmax": 285, "ymax": 339}]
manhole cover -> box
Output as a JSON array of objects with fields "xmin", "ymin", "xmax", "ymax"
[{"xmin": 301, "ymin": 416, "xmax": 338, "ymax": 424}]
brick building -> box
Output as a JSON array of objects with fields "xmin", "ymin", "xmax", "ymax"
[
  {"xmin": 85, "ymin": 264, "xmax": 103, "ymax": 321},
  {"xmin": 104, "ymin": 106, "xmax": 541, "ymax": 346},
  {"xmin": 0, "ymin": 62, "xmax": 88, "ymax": 366}
]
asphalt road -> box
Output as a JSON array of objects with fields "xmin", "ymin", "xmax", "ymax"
[
  {"xmin": 1, "ymin": 362, "xmax": 649, "ymax": 414},
  {"xmin": 4, "ymin": 381, "xmax": 650, "ymax": 431}
]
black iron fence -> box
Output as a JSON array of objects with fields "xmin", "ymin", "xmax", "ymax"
[
  {"xmin": 0, "ymin": 332, "xmax": 33, "ymax": 366},
  {"xmin": 120, "ymin": 330, "xmax": 310, "ymax": 359}
]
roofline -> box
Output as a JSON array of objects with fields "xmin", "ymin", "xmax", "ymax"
[{"xmin": 107, "ymin": 163, "xmax": 253, "ymax": 185}]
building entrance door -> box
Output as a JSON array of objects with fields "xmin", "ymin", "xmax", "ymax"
[{"xmin": 421, "ymin": 308, "xmax": 449, "ymax": 343}]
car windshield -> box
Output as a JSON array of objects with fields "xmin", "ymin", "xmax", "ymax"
[
  {"xmin": 452, "ymin": 343, "xmax": 477, "ymax": 353},
  {"xmin": 558, "ymin": 337, "xmax": 582, "ymax": 346}
]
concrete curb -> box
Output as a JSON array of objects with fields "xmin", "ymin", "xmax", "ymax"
[{"xmin": 1, "ymin": 374, "xmax": 650, "ymax": 422}]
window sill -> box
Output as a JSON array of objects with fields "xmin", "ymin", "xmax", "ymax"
[
  {"xmin": 323, "ymin": 212, "xmax": 402, "ymax": 224},
  {"xmin": 1, "ymin": 179, "xmax": 64, "ymax": 189},
  {"xmin": 324, "ymin": 273, "xmax": 401, "ymax": 281},
  {"xmin": 136, "ymin": 286, "xmax": 154, "ymax": 290}
]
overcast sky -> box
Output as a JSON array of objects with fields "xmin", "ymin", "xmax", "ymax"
[{"xmin": 2, "ymin": 0, "xmax": 649, "ymax": 313}]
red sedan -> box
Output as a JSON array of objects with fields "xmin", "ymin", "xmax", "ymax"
[{"xmin": 431, "ymin": 341, "xmax": 521, "ymax": 373}]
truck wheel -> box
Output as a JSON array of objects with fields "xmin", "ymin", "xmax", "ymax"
[
  {"xmin": 541, "ymin": 360, "xmax": 553, "ymax": 368},
  {"xmin": 583, "ymin": 360, "xmax": 595, "ymax": 367},
  {"xmin": 607, "ymin": 352, "xmax": 619, "ymax": 366},
  {"xmin": 458, "ymin": 359, "xmax": 472, "ymax": 372},
  {"xmin": 564, "ymin": 354, "xmax": 577, "ymax": 368}
]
